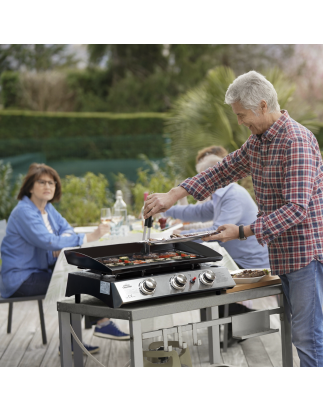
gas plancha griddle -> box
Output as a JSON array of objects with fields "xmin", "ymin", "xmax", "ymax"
[{"xmin": 64, "ymin": 241, "xmax": 236, "ymax": 308}]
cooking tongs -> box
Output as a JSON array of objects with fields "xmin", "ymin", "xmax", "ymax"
[{"xmin": 142, "ymin": 216, "xmax": 153, "ymax": 254}]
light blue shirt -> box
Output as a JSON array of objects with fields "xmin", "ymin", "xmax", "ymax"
[
  {"xmin": 0, "ymin": 196, "xmax": 85, "ymax": 298},
  {"xmin": 164, "ymin": 183, "xmax": 270, "ymax": 269}
]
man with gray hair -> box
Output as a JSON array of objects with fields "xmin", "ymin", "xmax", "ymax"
[{"xmin": 144, "ymin": 70, "xmax": 323, "ymax": 367}]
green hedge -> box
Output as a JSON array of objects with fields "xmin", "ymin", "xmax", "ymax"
[
  {"xmin": 0, "ymin": 110, "xmax": 168, "ymax": 160},
  {"xmin": 0, "ymin": 135, "xmax": 166, "ymax": 160},
  {"xmin": 0, "ymin": 110, "xmax": 167, "ymax": 139}
]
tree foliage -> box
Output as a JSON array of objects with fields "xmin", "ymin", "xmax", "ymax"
[
  {"xmin": 0, "ymin": 161, "xmax": 23, "ymax": 220},
  {"xmin": 0, "ymin": 44, "xmax": 78, "ymax": 75},
  {"xmin": 166, "ymin": 66, "xmax": 323, "ymax": 179},
  {"xmin": 56, "ymin": 172, "xmax": 113, "ymax": 226}
]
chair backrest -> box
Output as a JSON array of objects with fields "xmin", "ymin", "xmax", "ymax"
[
  {"xmin": 0, "ymin": 220, "xmax": 7, "ymax": 249},
  {"xmin": 0, "ymin": 220, "xmax": 7, "ymax": 268}
]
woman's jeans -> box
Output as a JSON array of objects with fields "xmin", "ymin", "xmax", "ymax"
[
  {"xmin": 9, "ymin": 271, "xmax": 53, "ymax": 297},
  {"xmin": 280, "ymin": 260, "xmax": 323, "ymax": 367}
]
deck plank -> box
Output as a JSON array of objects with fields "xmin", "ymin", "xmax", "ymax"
[
  {"xmin": 222, "ymin": 343, "xmax": 249, "ymax": 367},
  {"xmin": 0, "ymin": 302, "xmax": 39, "ymax": 367},
  {"xmin": 40, "ymin": 325, "xmax": 61, "ymax": 367},
  {"xmin": 0, "ymin": 302, "xmax": 30, "ymax": 360},
  {"xmin": 19, "ymin": 307, "xmax": 59, "ymax": 367},
  {"xmin": 240, "ymin": 337, "xmax": 273, "ymax": 367}
]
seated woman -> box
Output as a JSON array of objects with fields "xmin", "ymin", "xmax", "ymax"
[{"xmin": 0, "ymin": 163, "xmax": 129, "ymax": 348}]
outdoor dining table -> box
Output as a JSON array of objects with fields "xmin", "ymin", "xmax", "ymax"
[{"xmin": 57, "ymin": 275, "xmax": 293, "ymax": 367}]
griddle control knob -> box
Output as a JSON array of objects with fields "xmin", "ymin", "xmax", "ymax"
[
  {"xmin": 139, "ymin": 278, "xmax": 157, "ymax": 295},
  {"xmin": 199, "ymin": 270, "xmax": 216, "ymax": 286},
  {"xmin": 170, "ymin": 274, "xmax": 187, "ymax": 290}
]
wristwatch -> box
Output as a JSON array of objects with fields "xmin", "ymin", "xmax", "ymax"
[{"xmin": 239, "ymin": 225, "xmax": 247, "ymax": 241}]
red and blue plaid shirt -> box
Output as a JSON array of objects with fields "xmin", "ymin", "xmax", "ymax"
[{"xmin": 180, "ymin": 110, "xmax": 323, "ymax": 276}]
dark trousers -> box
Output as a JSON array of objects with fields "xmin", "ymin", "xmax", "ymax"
[{"xmin": 10, "ymin": 271, "xmax": 53, "ymax": 298}]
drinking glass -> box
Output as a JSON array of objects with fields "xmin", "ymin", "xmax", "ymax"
[{"xmin": 101, "ymin": 208, "xmax": 112, "ymax": 225}]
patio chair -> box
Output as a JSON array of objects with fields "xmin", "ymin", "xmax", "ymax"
[{"xmin": 0, "ymin": 220, "xmax": 47, "ymax": 344}]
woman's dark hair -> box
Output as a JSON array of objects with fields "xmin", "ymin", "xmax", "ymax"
[
  {"xmin": 196, "ymin": 146, "xmax": 229, "ymax": 164},
  {"xmin": 17, "ymin": 163, "xmax": 62, "ymax": 202}
]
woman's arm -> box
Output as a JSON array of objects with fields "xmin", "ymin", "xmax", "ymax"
[{"xmin": 13, "ymin": 207, "xmax": 85, "ymax": 251}]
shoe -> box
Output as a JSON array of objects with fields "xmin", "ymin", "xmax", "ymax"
[
  {"xmin": 94, "ymin": 321, "xmax": 130, "ymax": 340},
  {"xmin": 81, "ymin": 343, "xmax": 100, "ymax": 354},
  {"xmin": 59, "ymin": 342, "xmax": 100, "ymax": 355}
]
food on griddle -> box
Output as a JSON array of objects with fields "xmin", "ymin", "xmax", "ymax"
[
  {"xmin": 167, "ymin": 252, "xmax": 177, "ymax": 257},
  {"xmin": 119, "ymin": 256, "xmax": 129, "ymax": 260},
  {"xmin": 103, "ymin": 258, "xmax": 119, "ymax": 264},
  {"xmin": 133, "ymin": 253, "xmax": 159, "ymax": 260},
  {"xmin": 170, "ymin": 233, "xmax": 184, "ymax": 238},
  {"xmin": 233, "ymin": 269, "xmax": 268, "ymax": 278}
]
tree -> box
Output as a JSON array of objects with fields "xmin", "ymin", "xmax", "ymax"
[
  {"xmin": 166, "ymin": 65, "xmax": 322, "ymax": 179},
  {"xmin": 0, "ymin": 44, "xmax": 78, "ymax": 74},
  {"xmin": 88, "ymin": 44, "xmax": 167, "ymax": 81}
]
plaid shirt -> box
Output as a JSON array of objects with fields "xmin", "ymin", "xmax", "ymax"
[{"xmin": 180, "ymin": 110, "xmax": 323, "ymax": 276}]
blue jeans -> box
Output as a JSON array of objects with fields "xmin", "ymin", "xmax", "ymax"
[
  {"xmin": 280, "ymin": 260, "xmax": 323, "ymax": 367},
  {"xmin": 9, "ymin": 271, "xmax": 52, "ymax": 297}
]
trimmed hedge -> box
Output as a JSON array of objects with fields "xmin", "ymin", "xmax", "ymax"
[
  {"xmin": 0, "ymin": 110, "xmax": 168, "ymax": 160},
  {"xmin": 0, "ymin": 135, "xmax": 166, "ymax": 160},
  {"xmin": 0, "ymin": 110, "xmax": 167, "ymax": 139}
]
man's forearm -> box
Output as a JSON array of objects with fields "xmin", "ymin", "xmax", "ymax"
[{"xmin": 169, "ymin": 186, "xmax": 189, "ymax": 202}]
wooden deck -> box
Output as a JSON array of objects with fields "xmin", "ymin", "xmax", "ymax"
[{"xmin": 0, "ymin": 296, "xmax": 300, "ymax": 367}]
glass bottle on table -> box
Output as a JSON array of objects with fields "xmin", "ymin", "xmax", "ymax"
[{"xmin": 112, "ymin": 190, "xmax": 127, "ymax": 228}]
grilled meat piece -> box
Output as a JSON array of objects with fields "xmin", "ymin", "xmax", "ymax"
[
  {"xmin": 170, "ymin": 233, "xmax": 184, "ymax": 238},
  {"xmin": 103, "ymin": 258, "xmax": 119, "ymax": 264},
  {"xmin": 233, "ymin": 269, "xmax": 267, "ymax": 278}
]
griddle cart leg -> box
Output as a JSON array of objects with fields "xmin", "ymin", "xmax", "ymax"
[
  {"xmin": 58, "ymin": 311, "xmax": 73, "ymax": 367},
  {"xmin": 129, "ymin": 320, "xmax": 143, "ymax": 367},
  {"xmin": 222, "ymin": 304, "xmax": 229, "ymax": 352},
  {"xmin": 280, "ymin": 293, "xmax": 293, "ymax": 367},
  {"xmin": 71, "ymin": 313, "xmax": 83, "ymax": 367},
  {"xmin": 205, "ymin": 307, "xmax": 222, "ymax": 365}
]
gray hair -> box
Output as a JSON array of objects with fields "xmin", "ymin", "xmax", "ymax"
[
  {"xmin": 224, "ymin": 71, "xmax": 280, "ymax": 114},
  {"xmin": 196, "ymin": 154, "xmax": 223, "ymax": 173}
]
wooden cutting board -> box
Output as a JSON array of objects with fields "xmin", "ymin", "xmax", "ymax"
[{"xmin": 225, "ymin": 275, "xmax": 281, "ymax": 294}]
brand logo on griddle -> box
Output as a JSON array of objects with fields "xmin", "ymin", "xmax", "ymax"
[{"xmin": 122, "ymin": 284, "xmax": 132, "ymax": 288}]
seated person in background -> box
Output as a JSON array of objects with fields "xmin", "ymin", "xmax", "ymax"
[
  {"xmin": 164, "ymin": 146, "xmax": 270, "ymax": 269},
  {"xmin": 0, "ymin": 163, "xmax": 129, "ymax": 349},
  {"xmin": 163, "ymin": 147, "xmax": 270, "ymax": 345}
]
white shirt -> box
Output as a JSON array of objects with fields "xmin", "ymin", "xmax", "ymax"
[{"xmin": 42, "ymin": 212, "xmax": 87, "ymax": 244}]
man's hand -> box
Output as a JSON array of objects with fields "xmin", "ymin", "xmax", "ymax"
[
  {"xmin": 143, "ymin": 187, "xmax": 188, "ymax": 218},
  {"xmin": 202, "ymin": 224, "xmax": 253, "ymax": 243}
]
